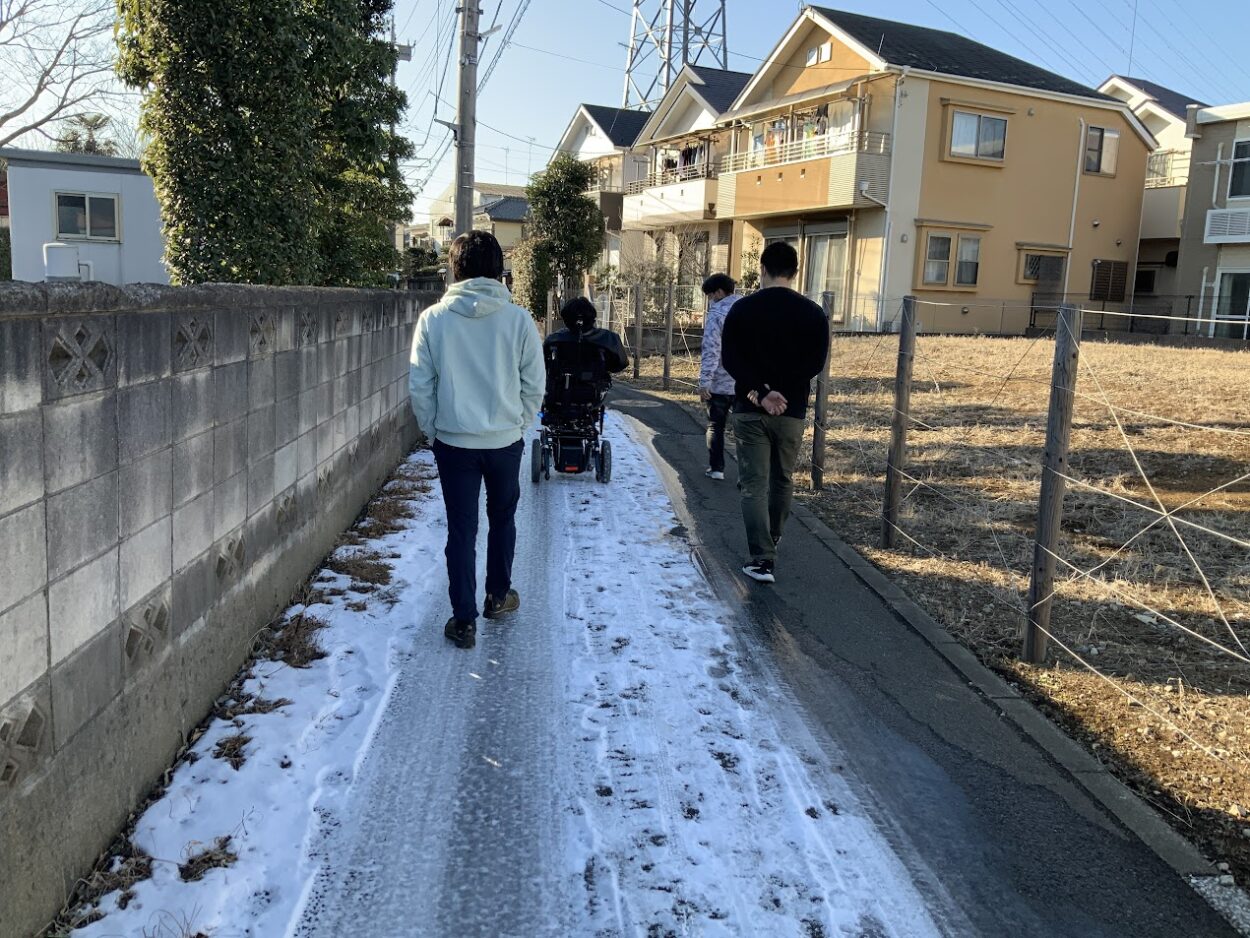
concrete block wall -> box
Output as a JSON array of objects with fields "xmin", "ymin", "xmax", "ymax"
[{"xmin": 0, "ymin": 283, "xmax": 438, "ymax": 938}]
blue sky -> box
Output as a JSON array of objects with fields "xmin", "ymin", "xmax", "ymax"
[{"xmin": 395, "ymin": 0, "xmax": 1250, "ymax": 222}]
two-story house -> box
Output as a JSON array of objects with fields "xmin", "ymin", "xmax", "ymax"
[
  {"xmin": 716, "ymin": 7, "xmax": 1155, "ymax": 333},
  {"xmin": 1099, "ymin": 76, "xmax": 1207, "ymax": 301},
  {"xmin": 431, "ymin": 180, "xmax": 529, "ymax": 246},
  {"xmin": 472, "ymin": 195, "xmax": 530, "ymax": 275},
  {"xmin": 554, "ymin": 104, "xmax": 652, "ymax": 273},
  {"xmin": 1175, "ymin": 101, "xmax": 1250, "ymax": 339},
  {"xmin": 620, "ymin": 65, "xmax": 752, "ymax": 285}
]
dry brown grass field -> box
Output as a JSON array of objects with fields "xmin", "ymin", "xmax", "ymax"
[{"xmin": 625, "ymin": 334, "xmax": 1250, "ymax": 883}]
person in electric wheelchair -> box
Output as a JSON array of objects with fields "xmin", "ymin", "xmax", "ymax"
[{"xmin": 532, "ymin": 297, "xmax": 628, "ymax": 484}]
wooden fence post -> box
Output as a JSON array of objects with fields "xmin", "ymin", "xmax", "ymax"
[
  {"xmin": 881, "ymin": 295, "xmax": 917, "ymax": 548},
  {"xmin": 1023, "ymin": 303, "xmax": 1083, "ymax": 664},
  {"xmin": 633, "ymin": 284, "xmax": 643, "ymax": 379},
  {"xmin": 545, "ymin": 288, "xmax": 555, "ymax": 338},
  {"xmin": 662, "ymin": 282, "xmax": 675, "ymax": 391},
  {"xmin": 812, "ymin": 291, "xmax": 836, "ymax": 490}
]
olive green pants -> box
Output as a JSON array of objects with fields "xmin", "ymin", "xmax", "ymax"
[{"xmin": 732, "ymin": 412, "xmax": 805, "ymax": 562}]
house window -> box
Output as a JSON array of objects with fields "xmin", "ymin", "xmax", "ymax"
[
  {"xmin": 1089, "ymin": 259, "xmax": 1128, "ymax": 302},
  {"xmin": 1230, "ymin": 140, "xmax": 1250, "ymax": 199},
  {"xmin": 1019, "ymin": 250, "xmax": 1066, "ymax": 285},
  {"xmin": 806, "ymin": 47, "xmax": 818, "ymax": 67},
  {"xmin": 923, "ymin": 234, "xmax": 952, "ymax": 284},
  {"xmin": 820, "ymin": 42, "xmax": 832, "ymax": 63},
  {"xmin": 1135, "ymin": 268, "xmax": 1157, "ymax": 294},
  {"xmin": 1084, "ymin": 126, "xmax": 1120, "ymax": 175},
  {"xmin": 955, "ymin": 236, "xmax": 981, "ymax": 286},
  {"xmin": 951, "ymin": 111, "xmax": 1006, "ymax": 161},
  {"xmin": 55, "ymin": 192, "xmax": 119, "ymax": 240},
  {"xmin": 1022, "ymin": 253, "xmax": 1044, "ymax": 282}
]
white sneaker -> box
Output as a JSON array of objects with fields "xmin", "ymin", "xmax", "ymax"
[
  {"xmin": 705, "ymin": 469, "xmax": 725, "ymax": 480},
  {"xmin": 742, "ymin": 560, "xmax": 776, "ymax": 583}
]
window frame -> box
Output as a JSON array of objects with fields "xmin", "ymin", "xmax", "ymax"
[
  {"xmin": 954, "ymin": 234, "xmax": 981, "ymax": 287},
  {"xmin": 948, "ymin": 110, "xmax": 1008, "ymax": 163},
  {"xmin": 1016, "ymin": 247, "xmax": 1068, "ymax": 285},
  {"xmin": 1084, "ymin": 126, "xmax": 1120, "ymax": 176},
  {"xmin": 1228, "ymin": 139, "xmax": 1250, "ymax": 201},
  {"xmin": 916, "ymin": 225, "xmax": 989, "ymax": 291},
  {"xmin": 53, "ymin": 190, "xmax": 122, "ymax": 242},
  {"xmin": 922, "ymin": 233, "xmax": 952, "ymax": 286}
]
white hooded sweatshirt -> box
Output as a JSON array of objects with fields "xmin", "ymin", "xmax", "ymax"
[{"xmin": 408, "ymin": 277, "xmax": 546, "ymax": 449}]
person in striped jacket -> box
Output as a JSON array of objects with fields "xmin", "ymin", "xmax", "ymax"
[{"xmin": 699, "ymin": 273, "xmax": 740, "ymax": 480}]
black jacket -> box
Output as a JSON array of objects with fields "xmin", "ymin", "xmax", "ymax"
[
  {"xmin": 543, "ymin": 327, "xmax": 629, "ymax": 374},
  {"xmin": 721, "ymin": 287, "xmax": 829, "ymax": 419}
]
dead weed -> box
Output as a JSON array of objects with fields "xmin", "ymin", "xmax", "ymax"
[
  {"xmin": 212, "ymin": 733, "xmax": 252, "ymax": 770},
  {"xmin": 178, "ymin": 836, "xmax": 237, "ymax": 882},
  {"xmin": 258, "ymin": 612, "xmax": 329, "ymax": 669}
]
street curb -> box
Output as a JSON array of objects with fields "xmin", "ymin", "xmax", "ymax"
[
  {"xmin": 614, "ymin": 386, "xmax": 1229, "ymax": 902},
  {"xmin": 788, "ymin": 500, "xmax": 1218, "ymax": 882}
]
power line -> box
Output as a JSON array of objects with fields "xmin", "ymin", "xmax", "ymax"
[
  {"xmin": 478, "ymin": 0, "xmax": 535, "ymax": 92},
  {"xmin": 510, "ymin": 40, "xmax": 627, "ymax": 72}
]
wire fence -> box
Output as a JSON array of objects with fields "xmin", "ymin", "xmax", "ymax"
[
  {"xmin": 623, "ymin": 290, "xmax": 1250, "ymax": 851},
  {"xmin": 826, "ymin": 302, "xmax": 1250, "ymax": 794}
]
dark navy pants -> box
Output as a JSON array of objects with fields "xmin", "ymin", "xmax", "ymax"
[{"xmin": 432, "ymin": 438, "xmax": 524, "ymax": 622}]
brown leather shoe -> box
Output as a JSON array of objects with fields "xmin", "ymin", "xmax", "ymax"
[{"xmin": 483, "ymin": 589, "xmax": 520, "ymax": 620}]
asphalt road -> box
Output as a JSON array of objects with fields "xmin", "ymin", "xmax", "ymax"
[{"xmin": 612, "ymin": 384, "xmax": 1236, "ymax": 938}]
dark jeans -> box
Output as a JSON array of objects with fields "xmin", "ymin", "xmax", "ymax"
[
  {"xmin": 732, "ymin": 412, "xmax": 805, "ymax": 562},
  {"xmin": 706, "ymin": 393, "xmax": 734, "ymax": 472},
  {"xmin": 432, "ymin": 438, "xmax": 524, "ymax": 622}
]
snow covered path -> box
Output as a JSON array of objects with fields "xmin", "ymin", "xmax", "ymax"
[
  {"xmin": 72, "ymin": 413, "xmax": 943, "ymax": 938},
  {"xmin": 293, "ymin": 414, "xmax": 939, "ymax": 938}
]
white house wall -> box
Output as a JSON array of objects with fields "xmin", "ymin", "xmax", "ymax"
[
  {"xmin": 565, "ymin": 116, "xmax": 621, "ymax": 161},
  {"xmin": 657, "ymin": 94, "xmax": 716, "ymax": 138},
  {"xmin": 7, "ymin": 163, "xmax": 167, "ymax": 285},
  {"xmin": 880, "ymin": 75, "xmax": 929, "ymax": 319}
]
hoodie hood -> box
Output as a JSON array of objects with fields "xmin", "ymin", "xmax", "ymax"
[{"xmin": 443, "ymin": 277, "xmax": 513, "ymax": 319}]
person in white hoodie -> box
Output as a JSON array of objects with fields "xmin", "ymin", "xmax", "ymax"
[{"xmin": 409, "ymin": 231, "xmax": 546, "ymax": 649}]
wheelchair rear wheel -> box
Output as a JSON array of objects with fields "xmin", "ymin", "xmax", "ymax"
[
  {"xmin": 530, "ymin": 438, "xmax": 542, "ymax": 484},
  {"xmin": 595, "ymin": 440, "xmax": 612, "ymax": 483}
]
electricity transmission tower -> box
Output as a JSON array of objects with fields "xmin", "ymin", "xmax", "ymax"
[{"xmin": 622, "ymin": 0, "xmax": 728, "ymax": 110}]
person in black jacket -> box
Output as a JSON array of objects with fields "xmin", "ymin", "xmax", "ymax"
[
  {"xmin": 721, "ymin": 241, "xmax": 829, "ymax": 583},
  {"xmin": 543, "ymin": 296, "xmax": 629, "ymax": 374}
]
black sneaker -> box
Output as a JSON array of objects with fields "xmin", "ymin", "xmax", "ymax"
[
  {"xmin": 444, "ymin": 617, "xmax": 476, "ymax": 649},
  {"xmin": 484, "ymin": 589, "xmax": 520, "ymax": 620},
  {"xmin": 742, "ymin": 560, "xmax": 776, "ymax": 584}
]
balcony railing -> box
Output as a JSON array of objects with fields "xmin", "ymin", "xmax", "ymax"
[
  {"xmin": 625, "ymin": 162, "xmax": 718, "ymax": 195},
  {"xmin": 1146, "ymin": 149, "xmax": 1190, "ymax": 188},
  {"xmin": 719, "ymin": 130, "xmax": 890, "ymax": 174},
  {"xmin": 585, "ymin": 183, "xmax": 624, "ymax": 195}
]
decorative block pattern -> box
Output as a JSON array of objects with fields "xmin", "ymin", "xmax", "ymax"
[
  {"xmin": 44, "ymin": 319, "xmax": 115, "ymax": 399},
  {"xmin": 299, "ymin": 310, "xmax": 319, "ymax": 347},
  {"xmin": 124, "ymin": 594, "xmax": 171, "ymax": 669},
  {"xmin": 216, "ymin": 535, "xmax": 246, "ymax": 583},
  {"xmin": 174, "ymin": 314, "xmax": 214, "ymax": 372},
  {"xmin": 249, "ymin": 312, "xmax": 276, "ymax": 357}
]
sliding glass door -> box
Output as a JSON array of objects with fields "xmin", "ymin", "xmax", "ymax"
[
  {"xmin": 1214, "ymin": 271, "xmax": 1250, "ymax": 340},
  {"xmin": 803, "ymin": 232, "xmax": 847, "ymax": 321}
]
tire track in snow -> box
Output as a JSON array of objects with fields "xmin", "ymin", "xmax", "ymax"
[{"xmin": 291, "ymin": 414, "xmax": 943, "ymax": 937}]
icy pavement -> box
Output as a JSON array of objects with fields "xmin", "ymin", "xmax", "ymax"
[{"xmin": 72, "ymin": 413, "xmax": 941, "ymax": 938}]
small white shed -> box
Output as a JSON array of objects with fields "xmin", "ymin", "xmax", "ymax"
[{"xmin": 0, "ymin": 147, "xmax": 168, "ymax": 285}]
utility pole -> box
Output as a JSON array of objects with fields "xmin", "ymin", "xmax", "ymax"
[
  {"xmin": 390, "ymin": 15, "xmax": 412, "ymax": 259},
  {"xmin": 453, "ymin": 2, "xmax": 483, "ymax": 238}
]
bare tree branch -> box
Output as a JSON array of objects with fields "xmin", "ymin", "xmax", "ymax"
[{"xmin": 0, "ymin": 0, "xmax": 120, "ymax": 148}]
